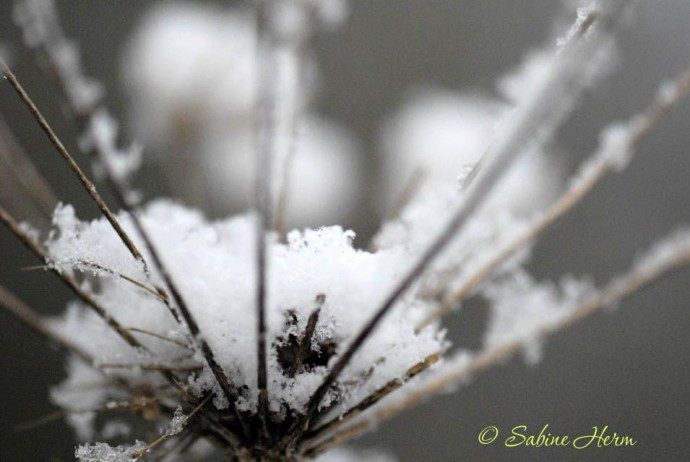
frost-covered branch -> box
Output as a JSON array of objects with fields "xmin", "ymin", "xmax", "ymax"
[
  {"xmin": 323, "ymin": 227, "xmax": 690, "ymax": 447},
  {"xmin": 11, "ymin": 1, "xmax": 249, "ymax": 421},
  {"xmin": 0, "ymin": 205, "xmax": 141, "ymax": 348},
  {"xmin": 76, "ymin": 398, "xmax": 210, "ymax": 461},
  {"xmin": 294, "ymin": 0, "xmax": 627, "ymax": 436},
  {"xmin": 303, "ymin": 353, "xmax": 441, "ymax": 448},
  {"xmin": 416, "ymin": 66, "xmax": 690, "ymax": 330},
  {"xmin": 14, "ymin": 0, "xmax": 140, "ymax": 182}
]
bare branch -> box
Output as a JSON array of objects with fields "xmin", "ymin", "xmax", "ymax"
[
  {"xmin": 0, "ymin": 113, "xmax": 57, "ymax": 219},
  {"xmin": 24, "ymin": 259, "xmax": 165, "ymax": 301},
  {"xmin": 303, "ymin": 353, "xmax": 440, "ymax": 447},
  {"xmin": 0, "ymin": 204, "xmax": 140, "ymax": 348},
  {"xmin": 99, "ymin": 362, "xmax": 203, "ymax": 374},
  {"xmin": 129, "ymin": 396, "xmax": 212, "ymax": 460},
  {"xmin": 126, "ymin": 327, "xmax": 193, "ymax": 350},
  {"xmin": 0, "ymin": 283, "xmax": 92, "ymax": 363},
  {"xmin": 254, "ymin": 0, "xmax": 278, "ymax": 437},
  {"xmin": 0, "ymin": 57, "xmax": 146, "ymax": 266}
]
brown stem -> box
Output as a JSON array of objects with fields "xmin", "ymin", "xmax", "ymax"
[
  {"xmin": 0, "ymin": 57, "xmax": 146, "ymax": 267},
  {"xmin": 0, "ymin": 204, "xmax": 141, "ymax": 348},
  {"xmin": 0, "ymin": 283, "xmax": 92, "ymax": 362},
  {"xmin": 0, "ymin": 114, "xmax": 57, "ymax": 218},
  {"xmin": 302, "ymin": 353, "xmax": 440, "ymax": 448}
]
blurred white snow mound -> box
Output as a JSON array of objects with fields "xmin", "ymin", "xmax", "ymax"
[{"xmin": 122, "ymin": 1, "xmax": 361, "ymax": 228}]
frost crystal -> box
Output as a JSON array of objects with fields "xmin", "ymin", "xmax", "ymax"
[
  {"xmin": 80, "ymin": 110, "xmax": 142, "ymax": 183},
  {"xmin": 75, "ymin": 441, "xmax": 146, "ymax": 462},
  {"xmin": 168, "ymin": 406, "xmax": 186, "ymax": 436}
]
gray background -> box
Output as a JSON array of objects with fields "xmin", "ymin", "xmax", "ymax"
[{"xmin": 1, "ymin": 1, "xmax": 689, "ymax": 460}]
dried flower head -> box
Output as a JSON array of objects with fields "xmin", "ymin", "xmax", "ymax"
[{"xmin": 1, "ymin": 0, "xmax": 689, "ymax": 461}]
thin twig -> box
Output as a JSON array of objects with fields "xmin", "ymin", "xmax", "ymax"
[
  {"xmin": 0, "ymin": 57, "xmax": 146, "ymax": 267},
  {"xmin": 129, "ymin": 396, "xmax": 212, "ymax": 459},
  {"xmin": 99, "ymin": 362, "xmax": 203, "ymax": 373},
  {"xmin": 0, "ymin": 283, "xmax": 92, "ymax": 362},
  {"xmin": 415, "ymin": 67, "xmax": 690, "ymax": 331},
  {"xmin": 303, "ymin": 353, "xmax": 440, "ymax": 447},
  {"xmin": 0, "ymin": 113, "xmax": 57, "ymax": 218},
  {"xmin": 0, "ymin": 204, "xmax": 143, "ymax": 349},
  {"xmin": 126, "ymin": 327, "xmax": 193, "ymax": 350},
  {"xmin": 23, "ymin": 260, "xmax": 164, "ymax": 301},
  {"xmin": 16, "ymin": 396, "xmax": 170, "ymax": 432},
  {"xmin": 254, "ymin": 0, "xmax": 278, "ymax": 438}
]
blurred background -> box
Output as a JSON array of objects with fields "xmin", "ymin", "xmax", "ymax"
[{"xmin": 1, "ymin": 1, "xmax": 689, "ymax": 460}]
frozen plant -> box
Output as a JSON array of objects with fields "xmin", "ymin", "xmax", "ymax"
[{"xmin": 0, "ymin": 0, "xmax": 689, "ymax": 461}]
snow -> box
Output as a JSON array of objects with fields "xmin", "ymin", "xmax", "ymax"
[
  {"xmin": 316, "ymin": 446, "xmax": 398, "ymax": 462},
  {"xmin": 201, "ymin": 115, "xmax": 363, "ymax": 227},
  {"xmin": 75, "ymin": 441, "xmax": 146, "ymax": 462},
  {"xmin": 80, "ymin": 110, "xmax": 142, "ymax": 183},
  {"xmin": 168, "ymin": 406, "xmax": 186, "ymax": 436},
  {"xmin": 482, "ymin": 270, "xmax": 595, "ymax": 358},
  {"xmin": 46, "ymin": 201, "xmax": 445, "ymax": 416},
  {"xmin": 6, "ymin": 1, "xmax": 687, "ymax": 459}
]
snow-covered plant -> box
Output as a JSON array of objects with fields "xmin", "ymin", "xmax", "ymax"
[{"xmin": 1, "ymin": 0, "xmax": 689, "ymax": 460}]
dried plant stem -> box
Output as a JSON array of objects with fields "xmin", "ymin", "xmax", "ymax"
[
  {"xmin": 319, "ymin": 236, "xmax": 690, "ymax": 448},
  {"xmin": 129, "ymin": 396, "xmax": 212, "ymax": 460},
  {"xmin": 0, "ymin": 283, "xmax": 92, "ymax": 363},
  {"xmin": 274, "ymin": 17, "xmax": 313, "ymax": 240},
  {"xmin": 74, "ymin": 260, "xmax": 164, "ymax": 300},
  {"xmin": 16, "ymin": 396, "xmax": 167, "ymax": 432},
  {"xmin": 302, "ymin": 353, "xmax": 440, "ymax": 448},
  {"xmin": 126, "ymin": 327, "xmax": 193, "ymax": 350},
  {"xmin": 24, "ymin": 260, "xmax": 164, "ymax": 301},
  {"xmin": 292, "ymin": 4, "xmax": 620, "ymax": 437},
  {"xmin": 0, "ymin": 204, "xmax": 141, "ymax": 348},
  {"xmin": 0, "ymin": 58, "xmax": 146, "ymax": 266},
  {"xmin": 99, "ymin": 363, "xmax": 203, "ymax": 373},
  {"xmin": 254, "ymin": 0, "xmax": 278, "ymax": 438},
  {"xmin": 416, "ymin": 67, "xmax": 690, "ymax": 331},
  {"xmin": 0, "ymin": 114, "xmax": 57, "ymax": 218},
  {"xmin": 12, "ymin": 9, "xmax": 248, "ymax": 435}
]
